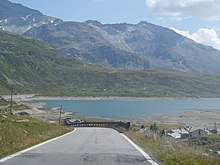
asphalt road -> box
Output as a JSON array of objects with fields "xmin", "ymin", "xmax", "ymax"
[{"xmin": 1, "ymin": 128, "xmax": 156, "ymax": 165}]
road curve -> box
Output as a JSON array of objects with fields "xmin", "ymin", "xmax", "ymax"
[{"xmin": 1, "ymin": 128, "xmax": 156, "ymax": 165}]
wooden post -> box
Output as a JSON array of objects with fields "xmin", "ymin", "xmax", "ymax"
[
  {"xmin": 10, "ymin": 85, "xmax": 13, "ymax": 114},
  {"xmin": 59, "ymin": 105, "xmax": 62, "ymax": 125}
]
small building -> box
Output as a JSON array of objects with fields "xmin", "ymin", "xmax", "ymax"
[
  {"xmin": 210, "ymin": 129, "xmax": 218, "ymax": 134},
  {"xmin": 167, "ymin": 129, "xmax": 189, "ymax": 139},
  {"xmin": 189, "ymin": 129, "xmax": 208, "ymax": 138},
  {"xmin": 167, "ymin": 131, "xmax": 181, "ymax": 139},
  {"xmin": 0, "ymin": 96, "xmax": 5, "ymax": 101},
  {"xmin": 211, "ymin": 151, "xmax": 220, "ymax": 157}
]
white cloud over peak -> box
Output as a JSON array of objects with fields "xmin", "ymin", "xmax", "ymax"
[
  {"xmin": 146, "ymin": 0, "xmax": 220, "ymax": 20},
  {"xmin": 171, "ymin": 27, "xmax": 220, "ymax": 50}
]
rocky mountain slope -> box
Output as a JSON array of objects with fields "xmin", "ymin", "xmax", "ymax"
[
  {"xmin": 0, "ymin": 0, "xmax": 57, "ymax": 34},
  {"xmin": 2, "ymin": 0, "xmax": 220, "ymax": 75},
  {"xmin": 90, "ymin": 20, "xmax": 220, "ymax": 74},
  {"xmin": 24, "ymin": 20, "xmax": 220, "ymax": 74},
  {"xmin": 23, "ymin": 21, "xmax": 150, "ymax": 70}
]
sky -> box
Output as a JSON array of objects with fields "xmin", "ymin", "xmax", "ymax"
[{"xmin": 10, "ymin": 0, "xmax": 220, "ymax": 50}]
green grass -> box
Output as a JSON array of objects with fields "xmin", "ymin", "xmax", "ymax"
[
  {"xmin": 125, "ymin": 129, "xmax": 220, "ymax": 165},
  {"xmin": 0, "ymin": 114, "xmax": 73, "ymax": 159},
  {"xmin": 11, "ymin": 104, "xmax": 31, "ymax": 111},
  {"xmin": 0, "ymin": 100, "xmax": 10, "ymax": 106},
  {"xmin": 0, "ymin": 100, "xmax": 29, "ymax": 113},
  {"xmin": 192, "ymin": 134, "xmax": 220, "ymax": 152}
]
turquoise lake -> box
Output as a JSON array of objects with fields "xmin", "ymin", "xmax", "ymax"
[{"xmin": 29, "ymin": 99, "xmax": 220, "ymax": 119}]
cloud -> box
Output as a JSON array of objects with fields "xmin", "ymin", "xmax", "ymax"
[
  {"xmin": 146, "ymin": 0, "xmax": 220, "ymax": 21},
  {"xmin": 171, "ymin": 27, "xmax": 220, "ymax": 50},
  {"xmin": 170, "ymin": 28, "xmax": 192, "ymax": 38}
]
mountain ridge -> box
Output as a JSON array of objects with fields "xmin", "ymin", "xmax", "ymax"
[
  {"xmin": 0, "ymin": 0, "xmax": 58, "ymax": 34},
  {"xmin": 2, "ymin": 0, "xmax": 220, "ymax": 75},
  {"xmin": 2, "ymin": 22, "xmax": 220, "ymax": 97},
  {"xmin": 24, "ymin": 19, "xmax": 220, "ymax": 74}
]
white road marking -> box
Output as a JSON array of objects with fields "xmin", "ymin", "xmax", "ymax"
[
  {"xmin": 121, "ymin": 133, "xmax": 159, "ymax": 165},
  {"xmin": 0, "ymin": 129, "xmax": 76, "ymax": 163},
  {"xmin": 1, "ymin": 128, "xmax": 159, "ymax": 165}
]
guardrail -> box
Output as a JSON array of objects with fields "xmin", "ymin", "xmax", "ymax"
[{"xmin": 64, "ymin": 120, "xmax": 130, "ymax": 130}]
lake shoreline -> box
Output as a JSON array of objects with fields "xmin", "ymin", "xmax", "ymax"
[
  {"xmin": 10, "ymin": 94, "xmax": 220, "ymax": 130},
  {"xmin": 138, "ymin": 108, "xmax": 220, "ymax": 129},
  {"xmin": 8, "ymin": 94, "xmax": 220, "ymax": 101},
  {"xmin": 22, "ymin": 99, "xmax": 220, "ymax": 130}
]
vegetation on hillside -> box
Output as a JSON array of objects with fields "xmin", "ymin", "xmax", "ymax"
[
  {"xmin": 125, "ymin": 125, "xmax": 220, "ymax": 165},
  {"xmin": 2, "ymin": 30, "xmax": 220, "ymax": 97},
  {"xmin": 0, "ymin": 113, "xmax": 72, "ymax": 159},
  {"xmin": 192, "ymin": 135, "xmax": 220, "ymax": 152},
  {"xmin": 0, "ymin": 96, "xmax": 73, "ymax": 159}
]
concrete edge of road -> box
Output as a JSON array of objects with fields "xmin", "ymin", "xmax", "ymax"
[
  {"xmin": 121, "ymin": 133, "xmax": 159, "ymax": 165},
  {"xmin": 0, "ymin": 129, "xmax": 76, "ymax": 163}
]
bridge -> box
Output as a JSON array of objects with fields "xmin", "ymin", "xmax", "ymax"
[{"xmin": 64, "ymin": 119, "xmax": 130, "ymax": 130}]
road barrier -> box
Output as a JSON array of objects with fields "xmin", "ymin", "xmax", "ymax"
[{"xmin": 64, "ymin": 119, "xmax": 130, "ymax": 130}]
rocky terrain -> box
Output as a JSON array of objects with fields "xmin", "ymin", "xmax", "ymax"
[{"xmin": 1, "ymin": 0, "xmax": 220, "ymax": 74}]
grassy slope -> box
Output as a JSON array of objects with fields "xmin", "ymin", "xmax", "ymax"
[
  {"xmin": 125, "ymin": 129, "xmax": 220, "ymax": 165},
  {"xmin": 1, "ymin": 30, "xmax": 220, "ymax": 97},
  {"xmin": 0, "ymin": 30, "xmax": 90, "ymax": 94},
  {"xmin": 0, "ymin": 113, "xmax": 72, "ymax": 159}
]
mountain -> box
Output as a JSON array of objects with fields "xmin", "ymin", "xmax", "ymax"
[
  {"xmin": 2, "ymin": 0, "xmax": 220, "ymax": 75},
  {"xmin": 23, "ymin": 20, "xmax": 220, "ymax": 74},
  {"xmin": 0, "ymin": 29, "xmax": 79, "ymax": 94},
  {"xmin": 23, "ymin": 21, "xmax": 150, "ymax": 70},
  {"xmin": 2, "ymin": 30, "xmax": 220, "ymax": 97},
  {"xmin": 0, "ymin": 0, "xmax": 58, "ymax": 34},
  {"xmin": 87, "ymin": 21, "xmax": 220, "ymax": 74}
]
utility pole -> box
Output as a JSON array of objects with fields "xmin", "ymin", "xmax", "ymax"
[
  {"xmin": 10, "ymin": 85, "xmax": 13, "ymax": 114},
  {"xmin": 187, "ymin": 126, "xmax": 192, "ymax": 146},
  {"xmin": 59, "ymin": 105, "xmax": 62, "ymax": 125}
]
